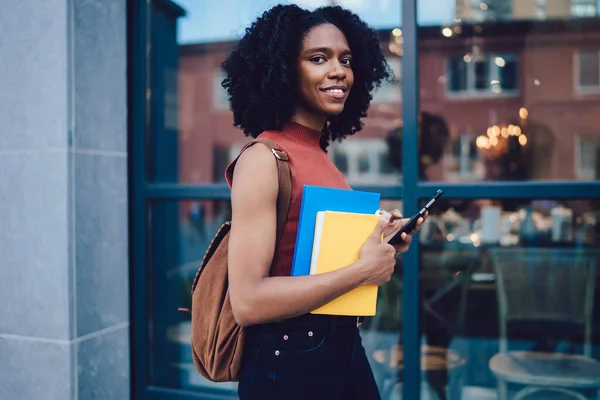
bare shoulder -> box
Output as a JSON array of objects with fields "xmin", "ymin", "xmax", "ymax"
[
  {"xmin": 231, "ymin": 142, "xmax": 278, "ymax": 207},
  {"xmin": 229, "ymin": 141, "xmax": 279, "ymax": 282}
]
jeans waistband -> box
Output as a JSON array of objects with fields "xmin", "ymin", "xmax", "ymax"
[{"xmin": 255, "ymin": 313, "xmax": 363, "ymax": 331}]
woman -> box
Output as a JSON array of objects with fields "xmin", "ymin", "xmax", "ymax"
[{"xmin": 222, "ymin": 4, "xmax": 425, "ymax": 399}]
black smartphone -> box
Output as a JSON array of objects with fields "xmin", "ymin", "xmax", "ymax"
[{"xmin": 387, "ymin": 189, "xmax": 444, "ymax": 245}]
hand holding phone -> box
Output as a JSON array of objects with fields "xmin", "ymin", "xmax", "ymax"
[{"xmin": 383, "ymin": 189, "xmax": 444, "ymax": 245}]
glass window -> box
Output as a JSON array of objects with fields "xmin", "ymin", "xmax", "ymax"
[
  {"xmin": 446, "ymin": 53, "xmax": 518, "ymax": 96},
  {"xmin": 578, "ymin": 50, "xmax": 600, "ymax": 91},
  {"xmin": 418, "ymin": 1, "xmax": 600, "ymax": 183},
  {"xmin": 572, "ymin": 1, "xmax": 598, "ymax": 18},
  {"xmin": 416, "ymin": 198, "xmax": 600, "ymax": 400},
  {"xmin": 372, "ymin": 56, "xmax": 402, "ymax": 103},
  {"xmin": 449, "ymin": 56, "xmax": 468, "ymax": 92},
  {"xmin": 576, "ymin": 135, "xmax": 600, "ymax": 180},
  {"xmin": 443, "ymin": 134, "xmax": 484, "ymax": 181},
  {"xmin": 330, "ymin": 139, "xmax": 401, "ymax": 185},
  {"xmin": 144, "ymin": 1, "xmax": 404, "ymax": 396},
  {"xmin": 499, "ymin": 56, "xmax": 517, "ymax": 90},
  {"xmin": 213, "ymin": 70, "xmax": 229, "ymax": 110},
  {"xmin": 148, "ymin": 199, "xmax": 233, "ymax": 391},
  {"xmin": 473, "ymin": 59, "xmax": 489, "ymax": 91},
  {"xmin": 148, "ymin": 0, "xmax": 403, "ymax": 185}
]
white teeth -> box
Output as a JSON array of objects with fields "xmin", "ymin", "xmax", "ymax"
[{"xmin": 324, "ymin": 89, "xmax": 344, "ymax": 94}]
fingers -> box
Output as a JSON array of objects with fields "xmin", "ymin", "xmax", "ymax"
[
  {"xmin": 370, "ymin": 218, "xmax": 388, "ymax": 240},
  {"xmin": 390, "ymin": 209, "xmax": 403, "ymax": 221},
  {"xmin": 393, "ymin": 233, "xmax": 413, "ymax": 255},
  {"xmin": 385, "ymin": 243, "xmax": 396, "ymax": 257},
  {"xmin": 412, "ymin": 213, "xmax": 429, "ymax": 232},
  {"xmin": 414, "ymin": 217, "xmax": 424, "ymax": 231}
]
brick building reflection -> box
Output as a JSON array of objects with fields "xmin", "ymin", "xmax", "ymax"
[{"xmin": 177, "ymin": 19, "xmax": 600, "ymax": 185}]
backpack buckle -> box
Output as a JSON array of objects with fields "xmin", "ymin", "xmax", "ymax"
[{"xmin": 271, "ymin": 148, "xmax": 289, "ymax": 161}]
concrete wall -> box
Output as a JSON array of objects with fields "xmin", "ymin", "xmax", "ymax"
[{"xmin": 0, "ymin": 1, "xmax": 129, "ymax": 398}]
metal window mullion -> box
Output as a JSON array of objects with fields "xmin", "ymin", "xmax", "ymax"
[
  {"xmin": 130, "ymin": 0, "xmax": 151, "ymax": 397},
  {"xmin": 416, "ymin": 181, "xmax": 600, "ymax": 199},
  {"xmin": 401, "ymin": 0, "xmax": 421, "ymax": 399}
]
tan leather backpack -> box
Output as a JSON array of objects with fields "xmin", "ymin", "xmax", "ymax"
[{"xmin": 189, "ymin": 138, "xmax": 293, "ymax": 382}]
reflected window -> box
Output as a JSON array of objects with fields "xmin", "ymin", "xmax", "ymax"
[
  {"xmin": 213, "ymin": 70, "xmax": 229, "ymax": 110},
  {"xmin": 443, "ymin": 134, "xmax": 485, "ymax": 181},
  {"xmin": 535, "ymin": 0, "xmax": 547, "ymax": 19},
  {"xmin": 333, "ymin": 150, "xmax": 349, "ymax": 174},
  {"xmin": 447, "ymin": 53, "xmax": 518, "ymax": 96},
  {"xmin": 372, "ymin": 56, "xmax": 402, "ymax": 103},
  {"xmin": 577, "ymin": 50, "xmax": 600, "ymax": 92},
  {"xmin": 419, "ymin": 4, "xmax": 600, "ymax": 183},
  {"xmin": 571, "ymin": 1, "xmax": 597, "ymax": 17},
  {"xmin": 457, "ymin": 0, "xmax": 512, "ymax": 22},
  {"xmin": 576, "ymin": 136, "xmax": 600, "ymax": 180},
  {"xmin": 212, "ymin": 146, "xmax": 230, "ymax": 182},
  {"xmin": 330, "ymin": 139, "xmax": 400, "ymax": 184}
]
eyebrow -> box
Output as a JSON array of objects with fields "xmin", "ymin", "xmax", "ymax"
[{"xmin": 303, "ymin": 47, "xmax": 352, "ymax": 57}]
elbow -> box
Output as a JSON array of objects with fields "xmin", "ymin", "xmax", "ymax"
[{"xmin": 231, "ymin": 297, "xmax": 257, "ymax": 328}]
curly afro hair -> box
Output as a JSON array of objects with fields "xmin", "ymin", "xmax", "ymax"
[{"xmin": 221, "ymin": 4, "xmax": 394, "ymax": 151}]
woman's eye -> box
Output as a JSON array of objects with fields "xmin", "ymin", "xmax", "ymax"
[
  {"xmin": 341, "ymin": 58, "xmax": 352, "ymax": 66},
  {"xmin": 310, "ymin": 56, "xmax": 326, "ymax": 63}
]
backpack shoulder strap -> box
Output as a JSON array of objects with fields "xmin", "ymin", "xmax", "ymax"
[{"xmin": 250, "ymin": 138, "xmax": 292, "ymax": 243}]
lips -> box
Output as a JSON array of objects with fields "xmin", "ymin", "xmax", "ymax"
[{"xmin": 320, "ymin": 85, "xmax": 348, "ymax": 100}]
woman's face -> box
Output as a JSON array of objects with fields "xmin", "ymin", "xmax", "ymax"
[{"xmin": 296, "ymin": 23, "xmax": 354, "ymax": 118}]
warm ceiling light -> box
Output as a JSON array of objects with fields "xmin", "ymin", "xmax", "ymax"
[
  {"xmin": 519, "ymin": 107, "xmax": 528, "ymax": 119},
  {"xmin": 519, "ymin": 135, "xmax": 528, "ymax": 146},
  {"xmin": 476, "ymin": 135, "xmax": 489, "ymax": 148}
]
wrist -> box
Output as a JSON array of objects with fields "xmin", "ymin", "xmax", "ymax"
[{"xmin": 348, "ymin": 259, "xmax": 371, "ymax": 287}]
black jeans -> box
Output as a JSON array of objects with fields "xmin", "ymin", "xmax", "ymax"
[{"xmin": 238, "ymin": 315, "xmax": 381, "ymax": 400}]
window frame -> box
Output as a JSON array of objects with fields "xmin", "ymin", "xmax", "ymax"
[
  {"xmin": 575, "ymin": 135, "xmax": 600, "ymax": 180},
  {"xmin": 329, "ymin": 139, "xmax": 402, "ymax": 185},
  {"xmin": 571, "ymin": 1, "xmax": 598, "ymax": 18},
  {"xmin": 445, "ymin": 53, "xmax": 520, "ymax": 99},
  {"xmin": 212, "ymin": 70, "xmax": 230, "ymax": 110},
  {"xmin": 574, "ymin": 49, "xmax": 600, "ymax": 94},
  {"xmin": 371, "ymin": 56, "xmax": 403, "ymax": 104},
  {"xmin": 443, "ymin": 133, "xmax": 485, "ymax": 182}
]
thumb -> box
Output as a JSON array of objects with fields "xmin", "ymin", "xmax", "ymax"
[{"xmin": 369, "ymin": 218, "xmax": 387, "ymax": 242}]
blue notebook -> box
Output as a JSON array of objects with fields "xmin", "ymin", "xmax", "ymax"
[{"xmin": 291, "ymin": 185, "xmax": 381, "ymax": 276}]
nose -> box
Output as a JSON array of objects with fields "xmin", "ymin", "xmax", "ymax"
[{"xmin": 328, "ymin": 60, "xmax": 346, "ymax": 80}]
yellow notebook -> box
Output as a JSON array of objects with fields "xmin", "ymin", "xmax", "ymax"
[{"xmin": 309, "ymin": 211, "xmax": 380, "ymax": 316}]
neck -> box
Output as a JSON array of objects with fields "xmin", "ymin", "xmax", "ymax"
[{"xmin": 291, "ymin": 110, "xmax": 327, "ymax": 133}]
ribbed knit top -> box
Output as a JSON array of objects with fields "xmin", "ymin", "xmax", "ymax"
[{"xmin": 225, "ymin": 122, "xmax": 351, "ymax": 276}]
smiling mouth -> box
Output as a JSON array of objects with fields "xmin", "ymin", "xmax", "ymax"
[{"xmin": 320, "ymin": 88, "xmax": 347, "ymax": 100}]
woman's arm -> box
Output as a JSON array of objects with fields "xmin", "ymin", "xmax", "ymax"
[{"xmin": 227, "ymin": 144, "xmax": 395, "ymax": 327}]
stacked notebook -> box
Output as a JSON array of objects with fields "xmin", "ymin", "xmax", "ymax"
[{"xmin": 291, "ymin": 186, "xmax": 382, "ymax": 316}]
